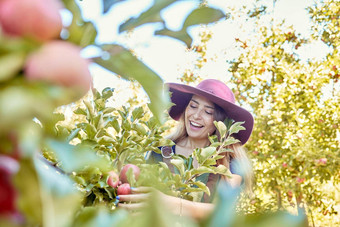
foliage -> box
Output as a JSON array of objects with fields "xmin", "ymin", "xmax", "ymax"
[
  {"xmin": 0, "ymin": 0, "xmax": 228, "ymax": 226},
  {"xmin": 53, "ymin": 87, "xmax": 174, "ymax": 207},
  {"xmin": 225, "ymin": 1, "xmax": 340, "ymax": 226},
  {"xmin": 53, "ymin": 87, "xmax": 307, "ymax": 226},
  {"xmin": 1, "ymin": 0, "xmax": 332, "ymax": 226},
  {"xmin": 50, "ymin": 87, "xmax": 242, "ymax": 206}
]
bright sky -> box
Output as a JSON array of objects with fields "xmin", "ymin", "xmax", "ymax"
[{"xmin": 76, "ymin": 0, "xmax": 329, "ymax": 106}]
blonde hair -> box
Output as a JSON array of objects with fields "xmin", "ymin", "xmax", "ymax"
[
  {"xmin": 217, "ymin": 143, "xmax": 253, "ymax": 194},
  {"xmin": 167, "ymin": 100, "xmax": 253, "ymax": 193}
]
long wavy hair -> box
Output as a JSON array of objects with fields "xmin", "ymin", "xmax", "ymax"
[{"xmin": 167, "ymin": 98, "xmax": 253, "ymax": 193}]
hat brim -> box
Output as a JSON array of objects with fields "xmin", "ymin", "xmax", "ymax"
[{"xmin": 166, "ymin": 83, "xmax": 254, "ymax": 145}]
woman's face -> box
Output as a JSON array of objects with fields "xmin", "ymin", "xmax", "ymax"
[{"xmin": 184, "ymin": 95, "xmax": 216, "ymax": 140}]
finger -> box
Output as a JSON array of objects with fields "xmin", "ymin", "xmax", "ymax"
[
  {"xmin": 118, "ymin": 202, "xmax": 147, "ymax": 211},
  {"xmin": 131, "ymin": 186, "xmax": 153, "ymax": 193},
  {"xmin": 118, "ymin": 193, "xmax": 150, "ymax": 202}
]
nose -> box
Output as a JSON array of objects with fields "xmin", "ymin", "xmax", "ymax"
[{"xmin": 193, "ymin": 109, "xmax": 202, "ymax": 119}]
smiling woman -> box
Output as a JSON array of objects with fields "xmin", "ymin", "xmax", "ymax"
[{"xmin": 118, "ymin": 79, "xmax": 254, "ymax": 220}]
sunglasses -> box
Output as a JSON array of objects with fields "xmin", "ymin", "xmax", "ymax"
[{"xmin": 161, "ymin": 146, "xmax": 174, "ymax": 159}]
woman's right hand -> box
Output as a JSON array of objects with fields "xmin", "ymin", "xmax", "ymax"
[{"xmin": 117, "ymin": 187, "xmax": 152, "ymax": 213}]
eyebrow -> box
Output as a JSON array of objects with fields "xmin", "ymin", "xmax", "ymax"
[{"xmin": 190, "ymin": 99, "xmax": 215, "ymax": 109}]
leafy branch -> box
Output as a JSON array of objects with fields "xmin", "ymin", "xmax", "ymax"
[{"xmin": 162, "ymin": 118, "xmax": 246, "ymax": 201}]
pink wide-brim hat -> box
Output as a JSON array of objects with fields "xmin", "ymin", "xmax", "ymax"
[{"xmin": 166, "ymin": 79, "xmax": 254, "ymax": 145}]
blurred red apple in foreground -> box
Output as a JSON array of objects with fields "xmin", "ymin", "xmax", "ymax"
[
  {"xmin": 0, "ymin": 0, "xmax": 62, "ymax": 42},
  {"xmin": 117, "ymin": 183, "xmax": 131, "ymax": 195},
  {"xmin": 107, "ymin": 171, "xmax": 120, "ymax": 188},
  {"xmin": 0, "ymin": 155, "xmax": 19, "ymax": 215},
  {"xmin": 119, "ymin": 164, "xmax": 140, "ymax": 184},
  {"xmin": 25, "ymin": 41, "xmax": 92, "ymax": 99}
]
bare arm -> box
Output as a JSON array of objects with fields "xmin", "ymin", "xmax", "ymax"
[
  {"xmin": 118, "ymin": 174, "xmax": 243, "ymax": 220},
  {"xmin": 118, "ymin": 187, "xmax": 215, "ymax": 220}
]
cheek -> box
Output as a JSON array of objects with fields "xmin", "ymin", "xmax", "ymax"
[
  {"xmin": 207, "ymin": 125, "xmax": 216, "ymax": 135},
  {"xmin": 205, "ymin": 117, "xmax": 216, "ymax": 133}
]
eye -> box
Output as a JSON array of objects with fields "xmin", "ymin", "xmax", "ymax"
[
  {"xmin": 189, "ymin": 104, "xmax": 197, "ymax": 109},
  {"xmin": 205, "ymin": 111, "xmax": 213, "ymax": 115}
]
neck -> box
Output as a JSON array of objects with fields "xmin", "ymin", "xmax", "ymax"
[{"xmin": 179, "ymin": 136, "xmax": 210, "ymax": 150}]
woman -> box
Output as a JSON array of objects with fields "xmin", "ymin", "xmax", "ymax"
[{"xmin": 118, "ymin": 79, "xmax": 254, "ymax": 220}]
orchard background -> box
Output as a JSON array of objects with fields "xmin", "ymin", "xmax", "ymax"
[{"xmin": 0, "ymin": 0, "xmax": 339, "ymax": 227}]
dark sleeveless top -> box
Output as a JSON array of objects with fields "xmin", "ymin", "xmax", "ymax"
[{"xmin": 145, "ymin": 145, "xmax": 244, "ymax": 203}]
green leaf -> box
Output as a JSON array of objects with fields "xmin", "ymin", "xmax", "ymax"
[
  {"xmin": 222, "ymin": 137, "xmax": 240, "ymax": 147},
  {"xmin": 131, "ymin": 106, "xmax": 145, "ymax": 121},
  {"xmin": 228, "ymin": 121, "xmax": 246, "ymax": 135},
  {"xmin": 214, "ymin": 121, "xmax": 227, "ymax": 139},
  {"xmin": 78, "ymin": 122, "xmax": 97, "ymax": 139},
  {"xmin": 74, "ymin": 107, "xmax": 87, "ymax": 116},
  {"xmin": 213, "ymin": 165, "xmax": 230, "ymax": 176},
  {"xmin": 101, "ymin": 87, "xmax": 115, "ymax": 100},
  {"xmin": 110, "ymin": 118, "xmax": 120, "ymax": 133},
  {"xmin": 182, "ymin": 7, "xmax": 225, "ymax": 28},
  {"xmin": 203, "ymin": 158, "xmax": 217, "ymax": 166},
  {"xmin": 118, "ymin": 0, "xmax": 177, "ymax": 32},
  {"xmin": 126, "ymin": 167, "xmax": 137, "ymax": 186},
  {"xmin": 62, "ymin": 0, "xmax": 97, "ymax": 47},
  {"xmin": 133, "ymin": 123, "xmax": 147, "ymax": 135},
  {"xmin": 102, "ymin": 107, "xmax": 116, "ymax": 114},
  {"xmin": 102, "ymin": 0, "xmax": 126, "ymax": 14},
  {"xmin": 97, "ymin": 136, "xmax": 115, "ymax": 145},
  {"xmin": 199, "ymin": 147, "xmax": 217, "ymax": 164},
  {"xmin": 93, "ymin": 45, "xmax": 171, "ymax": 124},
  {"xmin": 223, "ymin": 117, "xmax": 234, "ymax": 130},
  {"xmin": 83, "ymin": 100, "xmax": 95, "ymax": 120},
  {"xmin": 170, "ymin": 157, "xmax": 185, "ymax": 176},
  {"xmin": 67, "ymin": 128, "xmax": 81, "ymax": 142},
  {"xmin": 191, "ymin": 166, "xmax": 215, "ymax": 176},
  {"xmin": 192, "ymin": 181, "xmax": 210, "ymax": 196},
  {"xmin": 122, "ymin": 119, "xmax": 131, "ymax": 131},
  {"xmin": 0, "ymin": 52, "xmax": 26, "ymax": 82},
  {"xmin": 155, "ymin": 28, "xmax": 192, "ymax": 48},
  {"xmin": 93, "ymin": 113, "xmax": 104, "ymax": 129}
]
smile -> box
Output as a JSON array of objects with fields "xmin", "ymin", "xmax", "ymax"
[{"xmin": 190, "ymin": 121, "xmax": 203, "ymax": 128}]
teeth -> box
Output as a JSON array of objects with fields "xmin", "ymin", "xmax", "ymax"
[{"xmin": 190, "ymin": 121, "xmax": 202, "ymax": 127}]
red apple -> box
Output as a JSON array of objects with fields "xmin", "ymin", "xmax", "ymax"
[
  {"xmin": 0, "ymin": 0, "xmax": 63, "ymax": 42},
  {"xmin": 106, "ymin": 171, "xmax": 119, "ymax": 188},
  {"xmin": 25, "ymin": 41, "xmax": 92, "ymax": 100},
  {"xmin": 318, "ymin": 158, "xmax": 327, "ymax": 166},
  {"xmin": 296, "ymin": 177, "xmax": 305, "ymax": 184},
  {"xmin": 119, "ymin": 164, "xmax": 140, "ymax": 184},
  {"xmin": 287, "ymin": 190, "xmax": 293, "ymax": 197},
  {"xmin": 117, "ymin": 183, "xmax": 131, "ymax": 195}
]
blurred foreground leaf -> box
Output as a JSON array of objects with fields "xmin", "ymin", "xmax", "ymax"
[
  {"xmin": 0, "ymin": 52, "xmax": 26, "ymax": 82},
  {"xmin": 102, "ymin": 0, "xmax": 127, "ymax": 14},
  {"xmin": 122, "ymin": 191, "xmax": 197, "ymax": 227},
  {"xmin": 155, "ymin": 7, "xmax": 225, "ymax": 47},
  {"xmin": 14, "ymin": 158, "xmax": 43, "ymax": 225},
  {"xmin": 118, "ymin": 0, "xmax": 177, "ymax": 32},
  {"xmin": 93, "ymin": 45, "xmax": 171, "ymax": 124},
  {"xmin": 34, "ymin": 157, "xmax": 82, "ymax": 227},
  {"xmin": 45, "ymin": 139, "xmax": 110, "ymax": 172},
  {"xmin": 72, "ymin": 206, "xmax": 128, "ymax": 227}
]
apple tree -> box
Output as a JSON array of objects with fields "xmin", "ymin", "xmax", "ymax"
[{"xmin": 225, "ymin": 1, "xmax": 339, "ymax": 226}]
